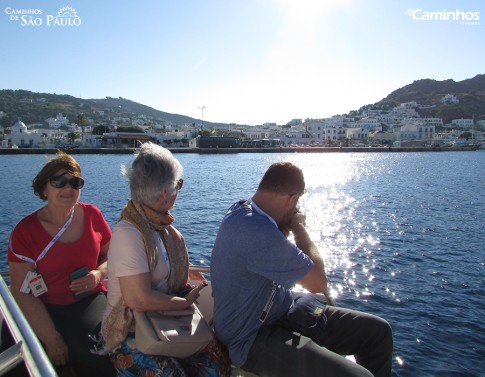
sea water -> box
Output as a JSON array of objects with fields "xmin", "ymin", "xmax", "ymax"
[{"xmin": 1, "ymin": 151, "xmax": 484, "ymax": 376}]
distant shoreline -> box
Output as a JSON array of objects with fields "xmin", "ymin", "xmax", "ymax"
[{"xmin": 0, "ymin": 145, "xmax": 481, "ymax": 155}]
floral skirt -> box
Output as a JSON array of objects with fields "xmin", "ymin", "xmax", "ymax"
[{"xmin": 110, "ymin": 334, "xmax": 231, "ymax": 377}]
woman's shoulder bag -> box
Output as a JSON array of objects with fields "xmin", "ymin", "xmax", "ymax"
[{"xmin": 134, "ymin": 303, "xmax": 214, "ymax": 357}]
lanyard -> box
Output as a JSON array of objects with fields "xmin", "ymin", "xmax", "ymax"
[{"xmin": 10, "ymin": 208, "xmax": 75, "ymax": 268}]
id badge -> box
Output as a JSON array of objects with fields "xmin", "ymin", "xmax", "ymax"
[
  {"xmin": 28, "ymin": 273, "xmax": 48, "ymax": 297},
  {"xmin": 20, "ymin": 271, "xmax": 37, "ymax": 294}
]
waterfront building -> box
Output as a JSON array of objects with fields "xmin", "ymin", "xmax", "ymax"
[
  {"xmin": 95, "ymin": 132, "xmax": 155, "ymax": 147},
  {"xmin": 304, "ymin": 119, "xmax": 326, "ymax": 141},
  {"xmin": 323, "ymin": 127, "xmax": 347, "ymax": 144},
  {"xmin": 4, "ymin": 120, "xmax": 37, "ymax": 147},
  {"xmin": 347, "ymin": 127, "xmax": 369, "ymax": 142},
  {"xmin": 369, "ymin": 130, "xmax": 396, "ymax": 144},
  {"xmin": 244, "ymin": 128, "xmax": 272, "ymax": 140},
  {"xmin": 2, "ymin": 120, "xmax": 68, "ymax": 148},
  {"xmin": 194, "ymin": 136, "xmax": 241, "ymax": 148},
  {"xmin": 397, "ymin": 120, "xmax": 435, "ymax": 144}
]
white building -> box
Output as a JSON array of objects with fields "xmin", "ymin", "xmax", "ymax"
[
  {"xmin": 397, "ymin": 120, "xmax": 435, "ymax": 143},
  {"xmin": 4, "ymin": 120, "xmax": 69, "ymax": 147},
  {"xmin": 356, "ymin": 117, "xmax": 381, "ymax": 132},
  {"xmin": 441, "ymin": 94, "xmax": 459, "ymax": 104},
  {"xmin": 323, "ymin": 127, "xmax": 347, "ymax": 143},
  {"xmin": 346, "ymin": 127, "xmax": 369, "ymax": 141},
  {"xmin": 304, "ymin": 119, "xmax": 326, "ymax": 138},
  {"xmin": 45, "ymin": 113, "xmax": 69, "ymax": 128},
  {"xmin": 5, "ymin": 120, "xmax": 36, "ymax": 147},
  {"xmin": 244, "ymin": 128, "xmax": 272, "ymax": 140},
  {"xmin": 451, "ymin": 119, "xmax": 474, "ymax": 128},
  {"xmin": 423, "ymin": 118, "xmax": 444, "ymax": 128}
]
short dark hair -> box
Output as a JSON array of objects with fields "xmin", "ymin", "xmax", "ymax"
[
  {"xmin": 32, "ymin": 151, "xmax": 82, "ymax": 200},
  {"xmin": 257, "ymin": 162, "xmax": 305, "ymax": 195}
]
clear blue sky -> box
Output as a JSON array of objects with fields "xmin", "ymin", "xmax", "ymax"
[{"xmin": 1, "ymin": 0, "xmax": 483, "ymax": 125}]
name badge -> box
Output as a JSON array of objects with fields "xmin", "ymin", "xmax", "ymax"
[
  {"xmin": 27, "ymin": 273, "xmax": 48, "ymax": 297},
  {"xmin": 20, "ymin": 271, "xmax": 37, "ymax": 294}
]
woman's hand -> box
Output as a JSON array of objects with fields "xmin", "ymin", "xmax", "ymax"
[
  {"xmin": 183, "ymin": 283, "xmax": 207, "ymax": 305},
  {"xmin": 69, "ymin": 269, "xmax": 101, "ymax": 294},
  {"xmin": 44, "ymin": 332, "xmax": 69, "ymax": 366}
]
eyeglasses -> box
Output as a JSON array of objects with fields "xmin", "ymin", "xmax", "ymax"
[
  {"xmin": 175, "ymin": 179, "xmax": 184, "ymax": 191},
  {"xmin": 49, "ymin": 175, "xmax": 85, "ymax": 190}
]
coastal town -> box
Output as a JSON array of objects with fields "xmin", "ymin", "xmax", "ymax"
[{"xmin": 1, "ymin": 93, "xmax": 484, "ymax": 150}]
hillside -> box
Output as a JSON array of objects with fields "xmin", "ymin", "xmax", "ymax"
[
  {"xmin": 0, "ymin": 90, "xmax": 226, "ymax": 129},
  {"xmin": 1, "ymin": 74, "xmax": 484, "ymax": 128},
  {"xmin": 374, "ymin": 74, "xmax": 485, "ymax": 123},
  {"xmin": 90, "ymin": 97, "xmax": 230, "ymax": 129}
]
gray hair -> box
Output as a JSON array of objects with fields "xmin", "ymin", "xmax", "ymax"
[{"xmin": 122, "ymin": 142, "xmax": 183, "ymax": 206}]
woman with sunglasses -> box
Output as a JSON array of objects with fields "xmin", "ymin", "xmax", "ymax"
[
  {"xmin": 3, "ymin": 151, "xmax": 116, "ymax": 377},
  {"xmin": 99, "ymin": 142, "xmax": 230, "ymax": 377}
]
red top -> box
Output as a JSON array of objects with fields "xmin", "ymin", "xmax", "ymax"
[{"xmin": 8, "ymin": 202, "xmax": 111, "ymax": 305}]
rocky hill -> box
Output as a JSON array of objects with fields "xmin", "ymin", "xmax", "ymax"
[{"xmin": 374, "ymin": 74, "xmax": 485, "ymax": 123}]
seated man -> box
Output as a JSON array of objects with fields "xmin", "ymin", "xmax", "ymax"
[{"xmin": 211, "ymin": 162, "xmax": 393, "ymax": 377}]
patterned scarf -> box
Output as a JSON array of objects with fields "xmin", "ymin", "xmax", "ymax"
[{"xmin": 99, "ymin": 199, "xmax": 189, "ymax": 353}]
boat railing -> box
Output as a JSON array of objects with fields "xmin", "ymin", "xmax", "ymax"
[{"xmin": 0, "ymin": 273, "xmax": 57, "ymax": 377}]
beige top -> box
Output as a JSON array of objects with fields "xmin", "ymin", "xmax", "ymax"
[{"xmin": 103, "ymin": 220, "xmax": 170, "ymax": 327}]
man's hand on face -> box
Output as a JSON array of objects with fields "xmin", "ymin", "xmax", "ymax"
[
  {"xmin": 290, "ymin": 211, "xmax": 306, "ymax": 228},
  {"xmin": 280, "ymin": 209, "xmax": 306, "ymax": 237}
]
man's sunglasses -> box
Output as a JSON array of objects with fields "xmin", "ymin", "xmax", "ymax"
[{"xmin": 49, "ymin": 175, "xmax": 85, "ymax": 190}]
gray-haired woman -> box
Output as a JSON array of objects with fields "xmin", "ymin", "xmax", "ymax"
[{"xmin": 100, "ymin": 142, "xmax": 230, "ymax": 377}]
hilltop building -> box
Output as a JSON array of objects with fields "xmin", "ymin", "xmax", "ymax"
[
  {"xmin": 440, "ymin": 94, "xmax": 459, "ymax": 104},
  {"xmin": 45, "ymin": 113, "xmax": 70, "ymax": 128}
]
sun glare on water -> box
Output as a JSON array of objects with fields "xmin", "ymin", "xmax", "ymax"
[{"xmin": 287, "ymin": 153, "xmax": 389, "ymax": 303}]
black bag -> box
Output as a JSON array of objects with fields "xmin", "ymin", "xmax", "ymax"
[{"xmin": 277, "ymin": 291, "xmax": 327, "ymax": 345}]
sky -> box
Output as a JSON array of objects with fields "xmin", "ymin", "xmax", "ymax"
[{"xmin": 1, "ymin": 0, "xmax": 484, "ymax": 126}]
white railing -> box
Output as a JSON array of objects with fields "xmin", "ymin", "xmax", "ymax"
[{"xmin": 0, "ymin": 275, "xmax": 57, "ymax": 377}]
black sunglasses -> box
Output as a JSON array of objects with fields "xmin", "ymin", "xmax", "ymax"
[{"xmin": 49, "ymin": 175, "xmax": 85, "ymax": 190}]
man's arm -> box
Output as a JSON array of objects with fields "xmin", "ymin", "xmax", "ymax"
[{"xmin": 290, "ymin": 214, "xmax": 328, "ymax": 293}]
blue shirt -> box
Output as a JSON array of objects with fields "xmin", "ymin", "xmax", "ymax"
[{"xmin": 211, "ymin": 200, "xmax": 313, "ymax": 367}]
